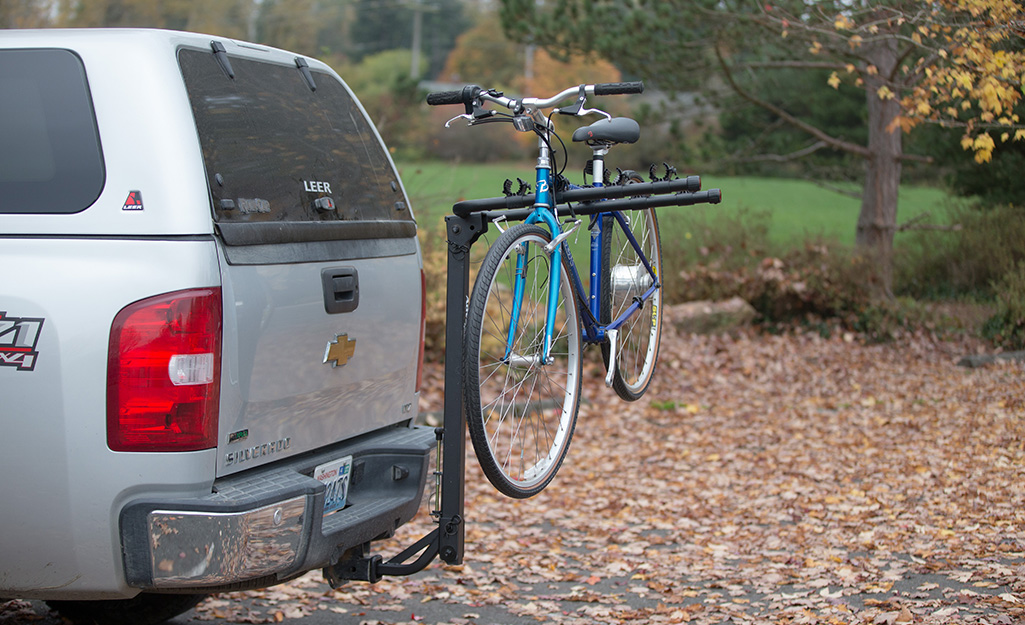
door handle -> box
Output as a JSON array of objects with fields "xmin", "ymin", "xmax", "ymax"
[{"xmin": 322, "ymin": 267, "xmax": 359, "ymax": 314}]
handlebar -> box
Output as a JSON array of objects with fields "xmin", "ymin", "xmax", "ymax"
[{"xmin": 426, "ymin": 81, "xmax": 644, "ymax": 112}]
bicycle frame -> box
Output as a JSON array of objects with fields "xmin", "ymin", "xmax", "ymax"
[{"xmin": 508, "ymin": 128, "xmax": 660, "ymax": 364}]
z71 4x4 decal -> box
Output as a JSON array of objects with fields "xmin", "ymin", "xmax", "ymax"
[{"xmin": 0, "ymin": 312, "xmax": 44, "ymax": 371}]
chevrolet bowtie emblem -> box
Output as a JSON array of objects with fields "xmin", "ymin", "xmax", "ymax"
[{"xmin": 323, "ymin": 334, "xmax": 356, "ymax": 368}]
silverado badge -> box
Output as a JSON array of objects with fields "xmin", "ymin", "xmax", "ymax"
[{"xmin": 323, "ymin": 334, "xmax": 356, "ymax": 368}]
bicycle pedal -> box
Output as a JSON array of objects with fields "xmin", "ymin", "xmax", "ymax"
[
  {"xmin": 605, "ymin": 328, "xmax": 619, "ymax": 388},
  {"xmin": 502, "ymin": 179, "xmax": 514, "ymax": 197}
]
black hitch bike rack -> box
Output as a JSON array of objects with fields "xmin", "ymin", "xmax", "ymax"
[
  {"xmin": 324, "ymin": 210, "xmax": 488, "ymax": 584},
  {"xmin": 325, "ymin": 180, "xmax": 720, "ymax": 584}
]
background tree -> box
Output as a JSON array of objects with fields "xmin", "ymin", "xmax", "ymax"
[
  {"xmin": 1, "ymin": 0, "xmax": 59, "ymax": 27},
  {"xmin": 254, "ymin": 0, "xmax": 321, "ymax": 57},
  {"xmin": 501, "ymin": 0, "xmax": 1025, "ymax": 295},
  {"xmin": 349, "ymin": 0, "xmax": 469, "ymax": 78},
  {"xmin": 54, "ymin": 0, "xmax": 257, "ymax": 36},
  {"xmin": 438, "ymin": 13, "xmax": 620, "ymax": 94}
]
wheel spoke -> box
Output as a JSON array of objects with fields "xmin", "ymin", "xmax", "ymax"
[
  {"xmin": 464, "ymin": 225, "xmax": 581, "ymax": 498},
  {"xmin": 601, "ymin": 209, "xmax": 662, "ymax": 401}
]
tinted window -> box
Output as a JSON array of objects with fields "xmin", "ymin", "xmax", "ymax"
[
  {"xmin": 179, "ymin": 49, "xmax": 410, "ymax": 227},
  {"xmin": 0, "ymin": 49, "xmax": 105, "ymax": 214}
]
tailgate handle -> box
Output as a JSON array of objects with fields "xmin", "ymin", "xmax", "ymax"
[{"xmin": 322, "ymin": 267, "xmax": 359, "ymax": 314}]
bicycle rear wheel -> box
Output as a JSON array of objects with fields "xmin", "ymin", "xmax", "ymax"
[
  {"xmin": 463, "ymin": 224, "xmax": 582, "ymax": 498},
  {"xmin": 600, "ymin": 207, "xmax": 663, "ymax": 401}
]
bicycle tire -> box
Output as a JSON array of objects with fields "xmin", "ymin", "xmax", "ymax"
[
  {"xmin": 463, "ymin": 223, "xmax": 583, "ymax": 498},
  {"xmin": 600, "ymin": 199, "xmax": 663, "ymax": 402}
]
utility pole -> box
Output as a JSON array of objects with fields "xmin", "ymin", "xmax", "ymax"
[{"xmin": 411, "ymin": 0, "xmax": 423, "ymax": 79}]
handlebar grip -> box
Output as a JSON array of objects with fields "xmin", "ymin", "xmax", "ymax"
[
  {"xmin": 426, "ymin": 90, "xmax": 464, "ymax": 106},
  {"xmin": 594, "ymin": 81, "xmax": 644, "ymax": 95},
  {"xmin": 427, "ymin": 85, "xmax": 482, "ymax": 107}
]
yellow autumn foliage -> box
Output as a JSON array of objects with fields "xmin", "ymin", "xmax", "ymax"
[{"xmin": 823, "ymin": 0, "xmax": 1025, "ymax": 162}]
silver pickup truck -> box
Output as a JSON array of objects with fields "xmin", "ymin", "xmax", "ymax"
[{"xmin": 0, "ymin": 28, "xmax": 433, "ymax": 624}]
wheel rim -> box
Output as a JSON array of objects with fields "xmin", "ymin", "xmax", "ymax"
[{"xmin": 475, "ymin": 232, "xmax": 580, "ymax": 490}]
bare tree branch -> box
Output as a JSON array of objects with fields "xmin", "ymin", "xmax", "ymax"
[
  {"xmin": 743, "ymin": 60, "xmax": 850, "ymax": 71},
  {"xmin": 715, "ymin": 42, "xmax": 873, "ymax": 159},
  {"xmin": 898, "ymin": 152, "xmax": 934, "ymax": 164},
  {"xmin": 897, "ymin": 212, "xmax": 963, "ymax": 232},
  {"xmin": 805, "ymin": 177, "xmax": 863, "ymax": 200}
]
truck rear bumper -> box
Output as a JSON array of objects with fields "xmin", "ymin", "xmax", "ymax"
[{"xmin": 119, "ymin": 425, "xmax": 436, "ymax": 590}]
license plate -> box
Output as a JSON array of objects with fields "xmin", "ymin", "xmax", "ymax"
[{"xmin": 314, "ymin": 455, "xmax": 353, "ymax": 514}]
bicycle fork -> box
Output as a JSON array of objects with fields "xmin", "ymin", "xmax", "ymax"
[{"xmin": 505, "ymin": 140, "xmax": 564, "ymax": 368}]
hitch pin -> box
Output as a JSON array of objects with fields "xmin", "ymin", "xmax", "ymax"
[{"xmin": 431, "ymin": 428, "xmax": 443, "ymax": 518}]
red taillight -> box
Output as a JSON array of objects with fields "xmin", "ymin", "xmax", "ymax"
[
  {"xmin": 416, "ymin": 268, "xmax": 426, "ymax": 393},
  {"xmin": 107, "ymin": 288, "xmax": 222, "ymax": 452}
]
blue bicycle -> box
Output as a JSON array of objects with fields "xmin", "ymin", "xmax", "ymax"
[{"xmin": 428, "ymin": 82, "xmax": 720, "ymax": 498}]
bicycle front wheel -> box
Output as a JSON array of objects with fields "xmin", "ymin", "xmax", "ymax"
[
  {"xmin": 601, "ymin": 207, "xmax": 663, "ymax": 401},
  {"xmin": 463, "ymin": 224, "xmax": 583, "ymax": 499}
]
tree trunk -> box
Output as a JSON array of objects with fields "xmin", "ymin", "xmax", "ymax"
[{"xmin": 856, "ymin": 37, "xmax": 903, "ymax": 298}]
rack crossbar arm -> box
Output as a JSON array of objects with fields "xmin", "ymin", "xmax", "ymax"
[
  {"xmin": 479, "ymin": 189, "xmax": 722, "ymax": 224},
  {"xmin": 452, "ymin": 176, "xmax": 704, "ymax": 217}
]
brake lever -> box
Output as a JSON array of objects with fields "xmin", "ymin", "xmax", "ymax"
[
  {"xmin": 553, "ymin": 85, "xmax": 612, "ymax": 120},
  {"xmin": 445, "ymin": 113, "xmax": 474, "ymax": 128},
  {"xmin": 575, "ymin": 107, "xmax": 612, "ymax": 121},
  {"xmin": 445, "ymin": 110, "xmax": 500, "ymax": 128}
]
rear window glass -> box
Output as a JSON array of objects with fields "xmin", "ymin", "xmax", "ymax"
[
  {"xmin": 0, "ymin": 49, "xmax": 105, "ymax": 214},
  {"xmin": 178, "ymin": 48, "xmax": 410, "ymax": 225}
]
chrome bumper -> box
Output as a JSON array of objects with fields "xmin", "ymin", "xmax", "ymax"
[
  {"xmin": 120, "ymin": 426, "xmax": 436, "ymax": 590},
  {"xmin": 145, "ymin": 496, "xmax": 307, "ymax": 587}
]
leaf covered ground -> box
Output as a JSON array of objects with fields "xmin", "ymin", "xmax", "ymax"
[
  {"xmin": 190, "ymin": 323, "xmax": 1025, "ymax": 625},
  {"xmin": 6, "ymin": 324, "xmax": 1020, "ymax": 625}
]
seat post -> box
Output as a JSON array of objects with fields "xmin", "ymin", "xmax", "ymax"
[{"xmin": 590, "ymin": 145, "xmax": 609, "ymax": 186}]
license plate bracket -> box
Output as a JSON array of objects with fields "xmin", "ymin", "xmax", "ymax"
[{"xmin": 314, "ymin": 455, "xmax": 353, "ymax": 514}]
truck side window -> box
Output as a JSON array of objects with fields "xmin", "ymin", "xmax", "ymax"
[{"xmin": 0, "ymin": 49, "xmax": 105, "ymax": 215}]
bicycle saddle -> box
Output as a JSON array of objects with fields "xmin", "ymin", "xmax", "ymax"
[{"xmin": 571, "ymin": 117, "xmax": 640, "ymax": 145}]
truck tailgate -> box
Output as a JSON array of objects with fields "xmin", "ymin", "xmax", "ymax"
[{"xmin": 216, "ymin": 247, "xmax": 421, "ymax": 476}]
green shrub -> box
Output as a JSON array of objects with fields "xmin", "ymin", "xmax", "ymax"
[
  {"xmin": 982, "ymin": 261, "xmax": 1025, "ymax": 350},
  {"xmin": 895, "ymin": 202, "xmax": 1025, "ymax": 299},
  {"xmin": 661, "ymin": 210, "xmax": 947, "ymax": 340},
  {"xmin": 418, "ymin": 222, "xmax": 449, "ymax": 362},
  {"xmin": 661, "ymin": 206, "xmax": 776, "ymax": 304}
]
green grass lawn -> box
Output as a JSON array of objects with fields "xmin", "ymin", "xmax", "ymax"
[{"xmin": 397, "ymin": 160, "xmax": 950, "ymax": 249}]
